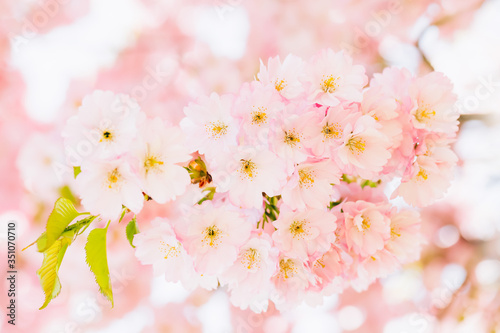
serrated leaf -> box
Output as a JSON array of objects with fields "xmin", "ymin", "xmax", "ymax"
[
  {"xmin": 85, "ymin": 227, "xmax": 113, "ymax": 307},
  {"xmin": 73, "ymin": 166, "xmax": 81, "ymax": 178},
  {"xmin": 40, "ymin": 198, "xmax": 81, "ymax": 252},
  {"xmin": 37, "ymin": 238, "xmax": 69, "ymax": 309},
  {"xmin": 126, "ymin": 217, "xmax": 140, "ymax": 248}
]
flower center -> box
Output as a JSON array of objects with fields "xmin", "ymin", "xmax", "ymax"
[
  {"xmin": 289, "ymin": 220, "xmax": 308, "ymax": 239},
  {"xmin": 346, "ymin": 136, "xmax": 366, "ymax": 155},
  {"xmin": 202, "ymin": 225, "xmax": 222, "ymax": 248},
  {"xmin": 416, "ymin": 168, "xmax": 428, "ymax": 182},
  {"xmin": 321, "ymin": 75, "xmax": 339, "ymax": 93},
  {"xmin": 100, "ymin": 130, "xmax": 113, "ymax": 142},
  {"xmin": 206, "ymin": 121, "xmax": 228, "ymax": 139},
  {"xmin": 361, "ymin": 216, "xmax": 371, "ymax": 230},
  {"xmin": 144, "ymin": 155, "xmax": 164, "ymax": 174},
  {"xmin": 322, "ymin": 122, "xmax": 341, "ymax": 140},
  {"xmin": 414, "ymin": 105, "xmax": 436, "ymax": 124},
  {"xmin": 159, "ymin": 240, "xmax": 180, "ymax": 259},
  {"xmin": 241, "ymin": 248, "xmax": 261, "ymax": 270},
  {"xmin": 278, "ymin": 259, "xmax": 297, "ymax": 279},
  {"xmin": 284, "ymin": 130, "xmax": 301, "ymax": 147},
  {"xmin": 251, "ymin": 108, "xmax": 268, "ymax": 125},
  {"xmin": 390, "ymin": 227, "xmax": 401, "ymax": 239},
  {"xmin": 298, "ymin": 169, "xmax": 315, "ymax": 189},
  {"xmin": 275, "ymin": 78, "xmax": 287, "ymax": 92},
  {"xmin": 106, "ymin": 168, "xmax": 122, "ymax": 189},
  {"xmin": 239, "ymin": 159, "xmax": 258, "ymax": 179}
]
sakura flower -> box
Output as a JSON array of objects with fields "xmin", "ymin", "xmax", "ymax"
[
  {"xmin": 337, "ymin": 115, "xmax": 391, "ymax": 179},
  {"xmin": 409, "ymin": 72, "xmax": 458, "ymax": 135},
  {"xmin": 76, "ymin": 158, "xmax": 144, "ymax": 220},
  {"xmin": 62, "ymin": 90, "xmax": 142, "ymax": 166},
  {"xmin": 270, "ymin": 112, "xmax": 311, "ymax": 172},
  {"xmin": 302, "ymin": 103, "xmax": 361, "ymax": 157},
  {"xmin": 182, "ymin": 202, "xmax": 252, "ymax": 275},
  {"xmin": 361, "ymin": 85, "xmax": 399, "ymax": 121},
  {"xmin": 270, "ymin": 256, "xmax": 313, "ymax": 311},
  {"xmin": 304, "ymin": 49, "xmax": 368, "ymax": 106},
  {"xmin": 343, "ymin": 200, "xmax": 391, "ymax": 257},
  {"xmin": 393, "ymin": 155, "xmax": 454, "ymax": 207},
  {"xmin": 220, "ymin": 233, "xmax": 279, "ymax": 313},
  {"xmin": 281, "ymin": 160, "xmax": 341, "ymax": 210},
  {"xmin": 386, "ymin": 210, "xmax": 422, "ymax": 263},
  {"xmin": 354, "ymin": 249, "xmax": 400, "ymax": 290},
  {"xmin": 272, "ymin": 209, "xmax": 337, "ymax": 260},
  {"xmin": 180, "ymin": 93, "xmax": 238, "ymax": 164},
  {"xmin": 309, "ymin": 245, "xmax": 347, "ymax": 292},
  {"xmin": 133, "ymin": 218, "xmax": 199, "ymax": 290},
  {"xmin": 223, "ymin": 147, "xmax": 287, "ymax": 209},
  {"xmin": 257, "ymin": 54, "xmax": 305, "ymax": 99},
  {"xmin": 131, "ymin": 117, "xmax": 192, "ymax": 204},
  {"xmin": 233, "ymin": 81, "xmax": 284, "ymax": 146},
  {"xmin": 16, "ymin": 133, "xmax": 67, "ymax": 202}
]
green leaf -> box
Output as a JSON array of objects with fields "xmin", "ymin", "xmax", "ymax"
[
  {"xmin": 37, "ymin": 238, "xmax": 70, "ymax": 309},
  {"xmin": 85, "ymin": 226, "xmax": 113, "ymax": 307},
  {"xmin": 73, "ymin": 166, "xmax": 81, "ymax": 178},
  {"xmin": 59, "ymin": 185, "xmax": 77, "ymax": 204},
  {"xmin": 40, "ymin": 198, "xmax": 82, "ymax": 252},
  {"xmin": 125, "ymin": 217, "xmax": 140, "ymax": 248}
]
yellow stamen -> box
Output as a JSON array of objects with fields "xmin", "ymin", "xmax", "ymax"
[
  {"xmin": 414, "ymin": 105, "xmax": 436, "ymax": 124},
  {"xmin": 241, "ymin": 248, "xmax": 260, "ymax": 270},
  {"xmin": 346, "ymin": 136, "xmax": 366, "ymax": 155},
  {"xmin": 289, "ymin": 220, "xmax": 308, "ymax": 239},
  {"xmin": 275, "ymin": 79, "xmax": 286, "ymax": 92},
  {"xmin": 239, "ymin": 159, "xmax": 258, "ymax": 179},
  {"xmin": 322, "ymin": 122, "xmax": 341, "ymax": 140},
  {"xmin": 279, "ymin": 258, "xmax": 296, "ymax": 279},
  {"xmin": 361, "ymin": 217, "xmax": 371, "ymax": 230},
  {"xmin": 107, "ymin": 168, "xmax": 121, "ymax": 189},
  {"xmin": 144, "ymin": 155, "xmax": 164, "ymax": 173},
  {"xmin": 416, "ymin": 168, "xmax": 428, "ymax": 182},
  {"xmin": 284, "ymin": 130, "xmax": 301, "ymax": 147},
  {"xmin": 100, "ymin": 130, "xmax": 113, "ymax": 142},
  {"xmin": 321, "ymin": 75, "xmax": 340, "ymax": 93},
  {"xmin": 206, "ymin": 121, "xmax": 228, "ymax": 139},
  {"xmin": 202, "ymin": 225, "xmax": 222, "ymax": 248},
  {"xmin": 391, "ymin": 227, "xmax": 401, "ymax": 239},
  {"xmin": 251, "ymin": 107, "xmax": 268, "ymax": 125},
  {"xmin": 298, "ymin": 169, "xmax": 315, "ymax": 189},
  {"xmin": 159, "ymin": 240, "xmax": 181, "ymax": 259}
]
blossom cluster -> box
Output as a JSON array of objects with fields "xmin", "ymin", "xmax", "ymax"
[{"xmin": 62, "ymin": 49, "xmax": 458, "ymax": 312}]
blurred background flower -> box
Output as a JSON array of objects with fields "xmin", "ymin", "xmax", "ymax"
[{"xmin": 1, "ymin": 0, "xmax": 500, "ymax": 332}]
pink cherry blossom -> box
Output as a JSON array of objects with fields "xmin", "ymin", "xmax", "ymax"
[
  {"xmin": 180, "ymin": 92, "xmax": 238, "ymax": 164},
  {"xmin": 182, "ymin": 202, "xmax": 252, "ymax": 275},
  {"xmin": 304, "ymin": 49, "xmax": 368, "ymax": 106},
  {"xmin": 76, "ymin": 158, "xmax": 144, "ymax": 220},
  {"xmin": 133, "ymin": 217, "xmax": 199, "ymax": 289},
  {"xmin": 223, "ymin": 147, "xmax": 287, "ymax": 209},
  {"xmin": 220, "ymin": 232, "xmax": 279, "ymax": 313},
  {"xmin": 270, "ymin": 256, "xmax": 313, "ymax": 311},
  {"xmin": 233, "ymin": 81, "xmax": 284, "ymax": 147},
  {"xmin": 409, "ymin": 72, "xmax": 459, "ymax": 136},
  {"xmin": 337, "ymin": 115, "xmax": 392, "ymax": 179},
  {"xmin": 281, "ymin": 160, "xmax": 341, "ymax": 210},
  {"xmin": 62, "ymin": 90, "xmax": 142, "ymax": 166},
  {"xmin": 257, "ymin": 54, "xmax": 305, "ymax": 99},
  {"xmin": 272, "ymin": 209, "xmax": 337, "ymax": 260},
  {"xmin": 343, "ymin": 200, "xmax": 391, "ymax": 257},
  {"xmin": 386, "ymin": 210, "xmax": 423, "ymax": 263},
  {"xmin": 131, "ymin": 117, "xmax": 192, "ymax": 204}
]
